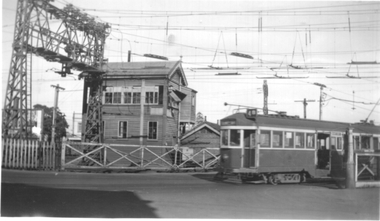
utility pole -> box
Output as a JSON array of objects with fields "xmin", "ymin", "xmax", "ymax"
[
  {"xmin": 263, "ymin": 80, "xmax": 268, "ymax": 115},
  {"xmin": 51, "ymin": 84, "xmax": 65, "ymax": 144},
  {"xmin": 346, "ymin": 126, "xmax": 355, "ymax": 189},
  {"xmin": 313, "ymin": 83, "xmax": 326, "ymax": 120},
  {"xmin": 294, "ymin": 98, "xmax": 315, "ymax": 119}
]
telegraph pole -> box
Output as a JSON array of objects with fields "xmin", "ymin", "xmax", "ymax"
[
  {"xmin": 263, "ymin": 80, "xmax": 268, "ymax": 115},
  {"xmin": 313, "ymin": 83, "xmax": 326, "ymax": 120},
  {"xmin": 294, "ymin": 98, "xmax": 316, "ymax": 119},
  {"xmin": 51, "ymin": 84, "xmax": 65, "ymax": 144}
]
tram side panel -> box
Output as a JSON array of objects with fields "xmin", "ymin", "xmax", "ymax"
[{"xmin": 258, "ymin": 149, "xmax": 316, "ymax": 176}]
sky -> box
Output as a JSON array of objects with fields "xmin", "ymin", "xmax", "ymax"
[{"xmin": 2, "ymin": 0, "xmax": 380, "ymax": 133}]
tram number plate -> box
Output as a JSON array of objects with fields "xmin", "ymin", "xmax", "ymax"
[{"xmin": 281, "ymin": 174, "xmax": 301, "ymax": 183}]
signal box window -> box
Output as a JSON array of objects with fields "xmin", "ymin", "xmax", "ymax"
[
  {"xmin": 133, "ymin": 92, "xmax": 141, "ymax": 104},
  {"xmin": 285, "ymin": 132, "xmax": 294, "ymax": 148},
  {"xmin": 148, "ymin": 121, "xmax": 158, "ymax": 140},
  {"xmin": 105, "ymin": 92, "xmax": 113, "ymax": 104},
  {"xmin": 124, "ymin": 92, "xmax": 132, "ymax": 103},
  {"xmin": 260, "ymin": 130, "xmax": 271, "ymax": 147},
  {"xmin": 118, "ymin": 121, "xmax": 128, "ymax": 138},
  {"xmin": 230, "ymin": 130, "xmax": 240, "ymax": 146},
  {"xmin": 221, "ymin": 130, "xmax": 228, "ymax": 146},
  {"xmin": 295, "ymin": 132, "xmax": 305, "ymax": 148},
  {"xmin": 113, "ymin": 92, "xmax": 121, "ymax": 104},
  {"xmin": 273, "ymin": 131, "xmax": 283, "ymax": 148},
  {"xmin": 306, "ymin": 133, "xmax": 314, "ymax": 149}
]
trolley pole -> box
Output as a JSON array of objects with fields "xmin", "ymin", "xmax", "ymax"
[{"xmin": 346, "ymin": 126, "xmax": 355, "ymax": 189}]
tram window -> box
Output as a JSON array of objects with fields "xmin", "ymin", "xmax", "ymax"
[
  {"xmin": 361, "ymin": 136, "xmax": 371, "ymax": 149},
  {"xmin": 221, "ymin": 130, "xmax": 228, "ymax": 146},
  {"xmin": 354, "ymin": 136, "xmax": 360, "ymax": 150},
  {"xmin": 273, "ymin": 131, "xmax": 283, "ymax": 148},
  {"xmin": 260, "ymin": 130, "xmax": 271, "ymax": 147},
  {"xmin": 337, "ymin": 137, "xmax": 343, "ymax": 150},
  {"xmin": 306, "ymin": 133, "xmax": 314, "ymax": 149},
  {"xmin": 230, "ymin": 130, "xmax": 240, "ymax": 146},
  {"xmin": 374, "ymin": 137, "xmax": 379, "ymax": 150},
  {"xmin": 330, "ymin": 137, "xmax": 336, "ymax": 150},
  {"xmin": 295, "ymin": 133, "xmax": 305, "ymax": 148},
  {"xmin": 285, "ymin": 132, "xmax": 294, "ymax": 148}
]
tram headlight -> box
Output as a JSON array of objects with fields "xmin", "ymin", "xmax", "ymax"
[{"xmin": 222, "ymin": 154, "xmax": 229, "ymax": 160}]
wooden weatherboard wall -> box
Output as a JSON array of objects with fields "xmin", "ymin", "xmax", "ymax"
[{"xmin": 100, "ymin": 61, "xmax": 196, "ymax": 147}]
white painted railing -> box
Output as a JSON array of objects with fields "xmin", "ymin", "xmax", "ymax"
[{"xmin": 61, "ymin": 142, "xmax": 220, "ymax": 171}]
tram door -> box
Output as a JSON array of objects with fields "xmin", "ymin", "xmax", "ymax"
[
  {"xmin": 243, "ymin": 130, "xmax": 256, "ymax": 168},
  {"xmin": 316, "ymin": 133, "xmax": 331, "ymax": 170}
]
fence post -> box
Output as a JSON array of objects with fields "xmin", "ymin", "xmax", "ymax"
[
  {"xmin": 203, "ymin": 149, "xmax": 206, "ymax": 169},
  {"xmin": 103, "ymin": 144, "xmax": 107, "ymax": 166},
  {"xmin": 33, "ymin": 140, "xmax": 38, "ymax": 169},
  {"xmin": 61, "ymin": 142, "xmax": 66, "ymax": 171},
  {"xmin": 52, "ymin": 142, "xmax": 56, "ymax": 170},
  {"xmin": 141, "ymin": 145, "xmax": 145, "ymax": 168},
  {"xmin": 3, "ymin": 138, "xmax": 9, "ymax": 168},
  {"xmin": 23, "ymin": 140, "xmax": 27, "ymax": 169},
  {"xmin": 346, "ymin": 126, "xmax": 355, "ymax": 189},
  {"xmin": 174, "ymin": 145, "xmax": 178, "ymax": 168}
]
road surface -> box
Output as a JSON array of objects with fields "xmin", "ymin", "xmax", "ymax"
[{"xmin": 1, "ymin": 169, "xmax": 379, "ymax": 219}]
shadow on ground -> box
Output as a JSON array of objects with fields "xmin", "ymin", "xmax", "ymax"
[
  {"xmin": 1, "ymin": 183, "xmax": 158, "ymax": 218},
  {"xmin": 191, "ymin": 173, "xmax": 342, "ymax": 189}
]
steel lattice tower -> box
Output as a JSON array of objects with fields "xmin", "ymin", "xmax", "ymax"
[{"xmin": 3, "ymin": 0, "xmax": 110, "ymax": 142}]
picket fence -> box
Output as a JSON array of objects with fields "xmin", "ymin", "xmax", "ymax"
[{"xmin": 1, "ymin": 138, "xmax": 59, "ymax": 170}]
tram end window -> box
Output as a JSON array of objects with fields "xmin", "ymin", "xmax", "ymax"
[{"xmin": 230, "ymin": 129, "xmax": 241, "ymax": 146}]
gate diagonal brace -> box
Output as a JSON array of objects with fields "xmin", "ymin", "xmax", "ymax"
[
  {"xmin": 106, "ymin": 147, "xmax": 142, "ymax": 167},
  {"xmin": 358, "ymin": 163, "xmax": 375, "ymax": 177},
  {"xmin": 143, "ymin": 148, "xmax": 175, "ymax": 168},
  {"xmin": 177, "ymin": 150, "xmax": 203, "ymax": 168},
  {"xmin": 65, "ymin": 145, "xmax": 105, "ymax": 167}
]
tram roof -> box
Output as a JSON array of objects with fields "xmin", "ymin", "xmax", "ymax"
[{"xmin": 221, "ymin": 113, "xmax": 380, "ymax": 135}]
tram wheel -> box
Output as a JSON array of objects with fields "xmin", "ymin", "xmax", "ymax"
[{"xmin": 268, "ymin": 174, "xmax": 280, "ymax": 185}]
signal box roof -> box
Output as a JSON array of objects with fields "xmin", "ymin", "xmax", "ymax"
[{"xmin": 103, "ymin": 61, "xmax": 188, "ymax": 86}]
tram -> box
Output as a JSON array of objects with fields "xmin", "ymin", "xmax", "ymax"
[{"xmin": 217, "ymin": 109, "xmax": 380, "ymax": 184}]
